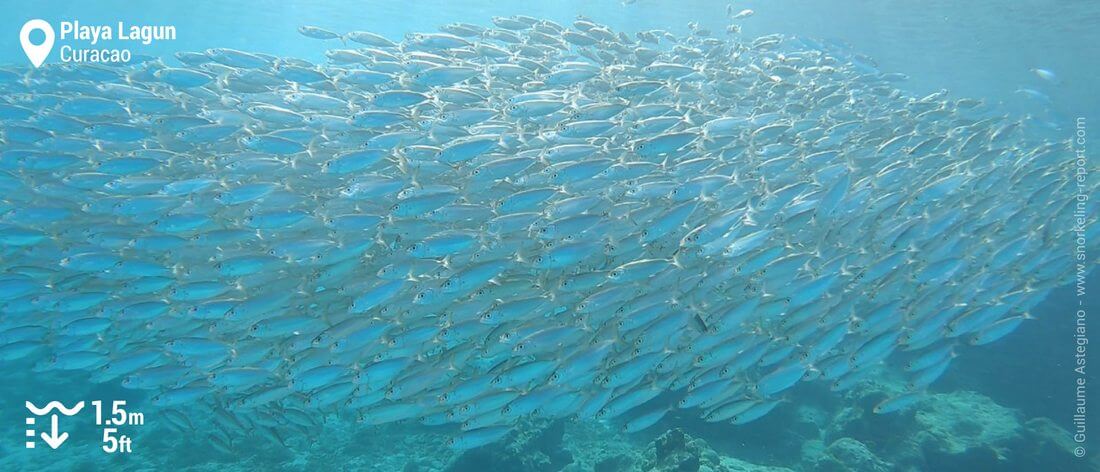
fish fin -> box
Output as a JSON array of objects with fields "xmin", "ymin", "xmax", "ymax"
[{"xmin": 692, "ymin": 313, "xmax": 709, "ymax": 332}]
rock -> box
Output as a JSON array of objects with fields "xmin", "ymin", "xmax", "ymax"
[
  {"xmin": 593, "ymin": 454, "xmax": 634, "ymax": 472},
  {"xmin": 655, "ymin": 429, "xmax": 689, "ymax": 460},
  {"xmin": 717, "ymin": 456, "xmax": 796, "ymax": 472},
  {"xmin": 788, "ymin": 405, "xmax": 827, "ymax": 439},
  {"xmin": 823, "ymin": 377, "xmax": 916, "ymax": 450},
  {"xmin": 562, "ymin": 421, "xmax": 638, "ymax": 472},
  {"xmin": 814, "ymin": 438, "xmax": 892, "ymax": 472},
  {"xmin": 643, "ymin": 429, "xmax": 700, "ymax": 472},
  {"xmin": 904, "ymin": 391, "xmax": 1022, "ymax": 470},
  {"xmin": 1006, "ymin": 417, "xmax": 1096, "ymax": 471},
  {"xmin": 642, "ymin": 429, "xmax": 794, "ymax": 472},
  {"xmin": 445, "ymin": 419, "xmax": 573, "ymax": 472},
  {"xmin": 914, "ymin": 391, "xmax": 1021, "ymax": 456},
  {"xmin": 798, "ymin": 439, "xmax": 826, "ymax": 466}
]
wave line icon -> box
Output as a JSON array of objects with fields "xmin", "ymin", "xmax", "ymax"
[{"xmin": 25, "ymin": 401, "xmax": 85, "ymax": 416}]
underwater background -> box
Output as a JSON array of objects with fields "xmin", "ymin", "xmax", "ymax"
[{"xmin": 1, "ymin": 1, "xmax": 1098, "ymax": 471}]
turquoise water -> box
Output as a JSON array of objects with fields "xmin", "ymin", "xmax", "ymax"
[
  {"xmin": 2, "ymin": 0, "xmax": 1096, "ymax": 122},
  {"xmin": 1, "ymin": 1, "xmax": 1098, "ymax": 471}
]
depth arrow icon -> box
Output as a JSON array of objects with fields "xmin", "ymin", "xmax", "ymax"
[{"xmin": 40, "ymin": 415, "xmax": 68, "ymax": 449}]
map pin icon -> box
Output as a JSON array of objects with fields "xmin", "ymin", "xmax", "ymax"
[{"xmin": 20, "ymin": 19, "xmax": 55, "ymax": 68}]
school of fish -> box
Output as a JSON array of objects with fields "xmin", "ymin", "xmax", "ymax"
[{"xmin": 1, "ymin": 14, "xmax": 1096, "ymax": 452}]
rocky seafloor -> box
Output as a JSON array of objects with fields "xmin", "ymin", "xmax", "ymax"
[{"xmin": 2, "ymin": 371, "xmax": 1092, "ymax": 472}]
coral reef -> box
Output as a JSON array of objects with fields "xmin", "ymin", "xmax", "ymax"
[
  {"xmin": 636, "ymin": 428, "xmax": 793, "ymax": 472},
  {"xmin": 912, "ymin": 390, "xmax": 1021, "ymax": 469},
  {"xmin": 446, "ymin": 419, "xmax": 573, "ymax": 472},
  {"xmin": 809, "ymin": 438, "xmax": 893, "ymax": 472},
  {"xmin": 1, "ymin": 369, "xmax": 1087, "ymax": 472},
  {"xmin": 1010, "ymin": 417, "xmax": 1097, "ymax": 471},
  {"xmin": 801, "ymin": 379, "xmax": 1084, "ymax": 472}
]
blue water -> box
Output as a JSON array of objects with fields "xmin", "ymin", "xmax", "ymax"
[
  {"xmin": 2, "ymin": 0, "xmax": 1096, "ymax": 126},
  {"xmin": 1, "ymin": 1, "xmax": 1098, "ymax": 471}
]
